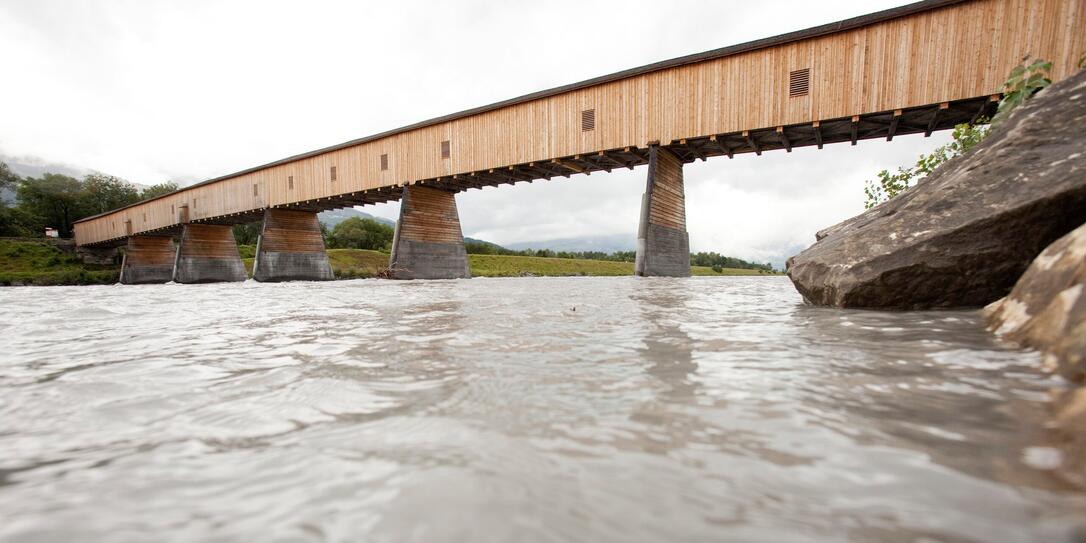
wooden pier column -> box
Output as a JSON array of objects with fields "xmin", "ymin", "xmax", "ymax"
[
  {"xmin": 635, "ymin": 146, "xmax": 690, "ymax": 277},
  {"xmin": 172, "ymin": 224, "xmax": 247, "ymax": 284},
  {"xmin": 119, "ymin": 235, "xmax": 175, "ymax": 284},
  {"xmin": 389, "ymin": 185, "xmax": 471, "ymax": 280},
  {"xmin": 252, "ymin": 209, "xmax": 334, "ymax": 282}
]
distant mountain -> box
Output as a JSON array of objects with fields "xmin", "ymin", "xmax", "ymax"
[
  {"xmin": 0, "ymin": 153, "xmax": 155, "ymax": 195},
  {"xmin": 505, "ymin": 233, "xmax": 635, "ymax": 253},
  {"xmin": 464, "ymin": 237, "xmax": 504, "ymax": 248},
  {"xmin": 318, "ymin": 207, "xmax": 396, "ymax": 228},
  {"xmin": 2, "ymin": 154, "xmax": 91, "ymax": 181}
]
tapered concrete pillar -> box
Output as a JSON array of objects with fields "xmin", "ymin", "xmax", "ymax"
[
  {"xmin": 172, "ymin": 224, "xmax": 247, "ymax": 284},
  {"xmin": 252, "ymin": 209, "xmax": 334, "ymax": 282},
  {"xmin": 389, "ymin": 185, "xmax": 471, "ymax": 280},
  {"xmin": 635, "ymin": 146, "xmax": 690, "ymax": 277},
  {"xmin": 119, "ymin": 235, "xmax": 175, "ymax": 284}
]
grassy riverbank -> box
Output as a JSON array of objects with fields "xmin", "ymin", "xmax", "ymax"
[
  {"xmin": 0, "ymin": 239, "xmax": 118, "ymax": 286},
  {"xmin": 239, "ymin": 247, "xmax": 777, "ymax": 278},
  {"xmin": 0, "ymin": 239, "xmax": 777, "ymax": 285}
]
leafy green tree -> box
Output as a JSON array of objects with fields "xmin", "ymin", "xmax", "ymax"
[
  {"xmin": 328, "ymin": 217, "xmax": 394, "ymax": 250},
  {"xmin": 863, "ymin": 121, "xmax": 990, "ymax": 208},
  {"xmin": 993, "ymin": 55, "xmax": 1052, "ymax": 124},
  {"xmin": 0, "ymin": 206, "xmax": 34, "ymax": 237},
  {"xmin": 16, "ymin": 173, "xmax": 84, "ymax": 237},
  {"xmin": 232, "ymin": 222, "xmax": 261, "ymax": 245},
  {"xmin": 81, "ymin": 173, "xmax": 141, "ymax": 215},
  {"xmin": 0, "ymin": 161, "xmax": 17, "ymax": 193},
  {"xmin": 140, "ymin": 181, "xmax": 179, "ymax": 200}
]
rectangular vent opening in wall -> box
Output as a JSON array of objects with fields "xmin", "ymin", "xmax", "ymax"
[
  {"xmin": 581, "ymin": 109, "xmax": 595, "ymax": 131},
  {"xmin": 330, "ymin": 166, "xmax": 337, "ymax": 182},
  {"xmin": 288, "ymin": 175, "xmax": 294, "ymax": 190},
  {"xmin": 789, "ymin": 68, "xmax": 810, "ymax": 97},
  {"xmin": 441, "ymin": 140, "xmax": 450, "ymax": 159},
  {"xmin": 380, "ymin": 154, "xmax": 389, "ymax": 171},
  {"xmin": 253, "ymin": 184, "xmax": 258, "ymax": 196}
]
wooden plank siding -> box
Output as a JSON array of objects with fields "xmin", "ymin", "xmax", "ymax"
[
  {"xmin": 396, "ymin": 187, "xmax": 466, "ymax": 245},
  {"xmin": 647, "ymin": 149, "xmax": 686, "ymax": 232},
  {"xmin": 74, "ymin": 0, "xmax": 1086, "ymax": 246}
]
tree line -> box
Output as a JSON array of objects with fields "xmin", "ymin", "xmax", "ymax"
[
  {"xmin": 231, "ymin": 216, "xmax": 396, "ymax": 252},
  {"xmin": 465, "ymin": 239, "xmax": 774, "ymax": 272},
  {"xmin": 0, "ymin": 161, "xmax": 178, "ymax": 238}
]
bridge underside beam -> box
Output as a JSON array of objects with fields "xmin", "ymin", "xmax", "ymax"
[
  {"xmin": 119, "ymin": 235, "xmax": 175, "ymax": 284},
  {"xmin": 636, "ymin": 147, "xmax": 691, "ymax": 277},
  {"xmin": 253, "ymin": 209, "xmax": 334, "ymax": 282},
  {"xmin": 664, "ymin": 95, "xmax": 997, "ymax": 164},
  {"xmin": 173, "ymin": 224, "xmax": 247, "ymax": 284},
  {"xmin": 389, "ymin": 185, "xmax": 470, "ymax": 280}
]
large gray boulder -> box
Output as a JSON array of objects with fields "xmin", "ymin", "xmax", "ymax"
[
  {"xmin": 787, "ymin": 69, "xmax": 1086, "ymax": 309},
  {"xmin": 986, "ymin": 222, "xmax": 1086, "ymax": 382}
]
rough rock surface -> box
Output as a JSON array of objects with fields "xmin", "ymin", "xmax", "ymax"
[
  {"xmin": 787, "ymin": 69, "xmax": 1086, "ymax": 309},
  {"xmin": 986, "ymin": 222, "xmax": 1086, "ymax": 382}
]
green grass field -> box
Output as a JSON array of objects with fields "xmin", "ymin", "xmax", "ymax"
[
  {"xmin": 242, "ymin": 248, "xmax": 775, "ymax": 278},
  {"xmin": 0, "ymin": 240, "xmax": 777, "ymax": 285},
  {"xmin": 0, "ymin": 239, "xmax": 119, "ymax": 286},
  {"xmin": 468, "ymin": 253, "xmax": 773, "ymax": 277}
]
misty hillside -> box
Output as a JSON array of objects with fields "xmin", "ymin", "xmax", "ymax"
[
  {"xmin": 318, "ymin": 207, "xmax": 395, "ymax": 228},
  {"xmin": 505, "ymin": 234, "xmax": 635, "ymax": 254},
  {"xmin": 2, "ymin": 154, "xmax": 91, "ymax": 181}
]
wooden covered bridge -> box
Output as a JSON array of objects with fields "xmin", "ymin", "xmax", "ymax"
[{"xmin": 73, "ymin": 0, "xmax": 1086, "ymax": 283}]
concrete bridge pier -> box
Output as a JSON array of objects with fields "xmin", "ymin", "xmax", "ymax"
[
  {"xmin": 389, "ymin": 185, "xmax": 471, "ymax": 280},
  {"xmin": 252, "ymin": 209, "xmax": 334, "ymax": 282},
  {"xmin": 119, "ymin": 235, "xmax": 176, "ymax": 284},
  {"xmin": 635, "ymin": 146, "xmax": 690, "ymax": 277},
  {"xmin": 172, "ymin": 223, "xmax": 247, "ymax": 284}
]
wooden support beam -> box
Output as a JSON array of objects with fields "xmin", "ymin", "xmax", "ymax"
[
  {"xmin": 682, "ymin": 139, "xmax": 706, "ymax": 161},
  {"xmin": 926, "ymin": 102, "xmax": 949, "ymax": 137},
  {"xmin": 743, "ymin": 130, "xmax": 761, "ymax": 156},
  {"xmin": 850, "ymin": 115, "xmax": 860, "ymax": 145},
  {"xmin": 813, "ymin": 121, "xmax": 823, "ymax": 149},
  {"xmin": 579, "ymin": 153, "xmax": 610, "ymax": 173},
  {"xmin": 709, "ymin": 135, "xmax": 733, "ymax": 159},
  {"xmin": 776, "ymin": 126, "xmax": 791, "ymax": 152},
  {"xmin": 552, "ymin": 158, "xmax": 587, "ymax": 175},
  {"xmin": 598, "ymin": 151, "xmax": 626, "ymax": 170},
  {"xmin": 537, "ymin": 162, "xmax": 570, "ymax": 178},
  {"xmin": 887, "ymin": 109, "xmax": 902, "ymax": 141},
  {"xmin": 565, "ymin": 155, "xmax": 598, "ymax": 173},
  {"xmin": 971, "ymin": 94, "xmax": 1000, "ymax": 125}
]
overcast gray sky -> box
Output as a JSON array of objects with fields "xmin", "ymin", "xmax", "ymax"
[{"xmin": 0, "ymin": 0, "xmax": 951, "ymax": 266}]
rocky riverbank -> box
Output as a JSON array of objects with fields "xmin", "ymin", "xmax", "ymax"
[
  {"xmin": 787, "ymin": 68, "xmax": 1086, "ymax": 479},
  {"xmin": 787, "ymin": 69, "xmax": 1086, "ymax": 311}
]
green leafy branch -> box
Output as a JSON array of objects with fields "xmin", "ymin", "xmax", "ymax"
[
  {"xmin": 863, "ymin": 121, "xmax": 990, "ymax": 209},
  {"xmin": 993, "ymin": 55, "xmax": 1052, "ymax": 124}
]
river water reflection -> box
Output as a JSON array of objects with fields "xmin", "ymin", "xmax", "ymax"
[{"xmin": 0, "ymin": 276, "xmax": 1082, "ymax": 541}]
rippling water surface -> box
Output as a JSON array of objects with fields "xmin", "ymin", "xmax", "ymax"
[{"xmin": 1, "ymin": 276, "xmax": 1083, "ymax": 542}]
